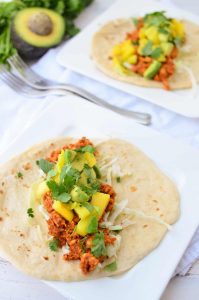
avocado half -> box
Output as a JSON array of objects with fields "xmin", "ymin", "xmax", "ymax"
[{"xmin": 11, "ymin": 8, "xmax": 65, "ymax": 59}]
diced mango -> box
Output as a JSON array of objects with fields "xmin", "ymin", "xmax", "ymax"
[
  {"xmin": 157, "ymin": 54, "xmax": 166, "ymax": 62},
  {"xmin": 56, "ymin": 150, "xmax": 65, "ymax": 173},
  {"xmin": 145, "ymin": 26, "xmax": 159, "ymax": 44},
  {"xmin": 139, "ymin": 28, "xmax": 146, "ymax": 39},
  {"xmin": 53, "ymin": 201, "xmax": 74, "ymax": 222},
  {"xmin": 91, "ymin": 192, "xmax": 110, "ymax": 219},
  {"xmin": 74, "ymin": 205, "xmax": 90, "ymax": 219},
  {"xmin": 36, "ymin": 181, "xmax": 49, "ymax": 200},
  {"xmin": 83, "ymin": 152, "xmax": 96, "ymax": 167},
  {"xmin": 170, "ymin": 19, "xmax": 185, "ymax": 39},
  {"xmin": 112, "ymin": 44, "xmax": 122, "ymax": 56},
  {"xmin": 127, "ymin": 54, "xmax": 137, "ymax": 65},
  {"xmin": 76, "ymin": 216, "xmax": 92, "ymax": 236}
]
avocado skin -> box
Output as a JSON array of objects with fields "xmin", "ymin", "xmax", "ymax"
[{"xmin": 11, "ymin": 23, "xmax": 48, "ymax": 60}]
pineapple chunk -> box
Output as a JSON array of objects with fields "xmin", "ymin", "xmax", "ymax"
[
  {"xmin": 76, "ymin": 216, "xmax": 92, "ymax": 236},
  {"xmin": 56, "ymin": 150, "xmax": 65, "ymax": 173},
  {"xmin": 36, "ymin": 181, "xmax": 49, "ymax": 200},
  {"xmin": 74, "ymin": 205, "xmax": 90, "ymax": 219},
  {"xmin": 139, "ymin": 28, "xmax": 146, "ymax": 39},
  {"xmin": 112, "ymin": 44, "xmax": 122, "ymax": 56},
  {"xmin": 83, "ymin": 152, "xmax": 96, "ymax": 167},
  {"xmin": 145, "ymin": 26, "xmax": 159, "ymax": 44},
  {"xmin": 53, "ymin": 201, "xmax": 74, "ymax": 222},
  {"xmin": 127, "ymin": 55, "xmax": 137, "ymax": 65},
  {"xmin": 170, "ymin": 19, "xmax": 185, "ymax": 39},
  {"xmin": 91, "ymin": 192, "xmax": 110, "ymax": 219}
]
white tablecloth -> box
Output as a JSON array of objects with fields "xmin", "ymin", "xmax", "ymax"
[{"xmin": 0, "ymin": 0, "xmax": 199, "ymax": 276}]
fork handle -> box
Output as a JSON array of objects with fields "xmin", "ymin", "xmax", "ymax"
[{"xmin": 54, "ymin": 84, "xmax": 151, "ymax": 125}]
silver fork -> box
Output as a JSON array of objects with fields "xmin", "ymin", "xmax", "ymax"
[{"xmin": 8, "ymin": 54, "xmax": 152, "ymax": 125}]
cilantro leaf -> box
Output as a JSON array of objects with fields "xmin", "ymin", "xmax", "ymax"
[
  {"xmin": 27, "ymin": 208, "xmax": 34, "ymax": 218},
  {"xmin": 60, "ymin": 165, "xmax": 80, "ymax": 184},
  {"xmin": 75, "ymin": 145, "xmax": 95, "ymax": 154},
  {"xmin": 144, "ymin": 11, "xmax": 170, "ymax": 27},
  {"xmin": 46, "ymin": 180, "xmax": 60, "ymax": 197},
  {"xmin": 173, "ymin": 36, "xmax": 182, "ymax": 46},
  {"xmin": 47, "ymin": 169, "xmax": 57, "ymax": 181},
  {"xmin": 36, "ymin": 159, "xmax": 54, "ymax": 174},
  {"xmin": 55, "ymin": 193, "xmax": 71, "ymax": 203},
  {"xmin": 142, "ymin": 40, "xmax": 153, "ymax": 56},
  {"xmin": 87, "ymin": 216, "xmax": 98, "ymax": 234},
  {"xmin": 91, "ymin": 232, "xmax": 107, "ymax": 258},
  {"xmin": 81, "ymin": 202, "xmax": 95, "ymax": 212},
  {"xmin": 80, "ymin": 182, "xmax": 100, "ymax": 196},
  {"xmin": 151, "ymin": 47, "xmax": 162, "ymax": 59},
  {"xmin": 17, "ymin": 172, "xmax": 23, "ymax": 179},
  {"xmin": 116, "ymin": 176, "xmax": 121, "ymax": 183},
  {"xmin": 104, "ymin": 261, "xmax": 117, "ymax": 272},
  {"xmin": 49, "ymin": 239, "xmax": 59, "ymax": 252}
]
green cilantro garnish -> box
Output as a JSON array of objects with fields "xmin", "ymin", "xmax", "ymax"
[
  {"xmin": 55, "ymin": 193, "xmax": 71, "ymax": 203},
  {"xmin": 27, "ymin": 208, "xmax": 34, "ymax": 218},
  {"xmin": 144, "ymin": 11, "xmax": 170, "ymax": 27},
  {"xmin": 17, "ymin": 172, "xmax": 23, "ymax": 179},
  {"xmin": 80, "ymin": 182, "xmax": 100, "ymax": 196},
  {"xmin": 47, "ymin": 180, "xmax": 71, "ymax": 203},
  {"xmin": 174, "ymin": 36, "xmax": 182, "ymax": 46},
  {"xmin": 49, "ymin": 239, "xmax": 59, "ymax": 252},
  {"xmin": 91, "ymin": 232, "xmax": 107, "ymax": 258},
  {"xmin": 36, "ymin": 159, "xmax": 54, "ymax": 174},
  {"xmin": 87, "ymin": 216, "xmax": 98, "ymax": 234},
  {"xmin": 116, "ymin": 176, "xmax": 121, "ymax": 183},
  {"xmin": 47, "ymin": 169, "xmax": 57, "ymax": 181},
  {"xmin": 81, "ymin": 202, "xmax": 95, "ymax": 212},
  {"xmin": 75, "ymin": 145, "xmax": 95, "ymax": 154},
  {"xmin": 104, "ymin": 261, "xmax": 117, "ymax": 272},
  {"xmin": 142, "ymin": 40, "xmax": 153, "ymax": 56},
  {"xmin": 60, "ymin": 165, "xmax": 80, "ymax": 184},
  {"xmin": 151, "ymin": 47, "xmax": 163, "ymax": 59}
]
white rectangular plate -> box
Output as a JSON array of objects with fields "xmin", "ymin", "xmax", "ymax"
[
  {"xmin": 56, "ymin": 0, "xmax": 199, "ymax": 118},
  {"xmin": 1, "ymin": 95, "xmax": 199, "ymax": 300}
]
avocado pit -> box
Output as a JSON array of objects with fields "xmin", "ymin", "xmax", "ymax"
[{"xmin": 28, "ymin": 12, "xmax": 53, "ymax": 36}]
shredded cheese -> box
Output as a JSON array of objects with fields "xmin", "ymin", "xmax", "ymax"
[
  {"xmin": 123, "ymin": 208, "xmax": 171, "ymax": 230},
  {"xmin": 38, "ymin": 205, "xmax": 49, "ymax": 220}
]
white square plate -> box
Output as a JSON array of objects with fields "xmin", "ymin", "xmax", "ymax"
[
  {"xmin": 56, "ymin": 0, "xmax": 199, "ymax": 118},
  {"xmin": 1, "ymin": 95, "xmax": 199, "ymax": 300}
]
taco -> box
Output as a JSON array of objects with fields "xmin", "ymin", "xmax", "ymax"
[
  {"xmin": 0, "ymin": 137, "xmax": 179, "ymax": 281},
  {"xmin": 91, "ymin": 11, "xmax": 199, "ymax": 90}
]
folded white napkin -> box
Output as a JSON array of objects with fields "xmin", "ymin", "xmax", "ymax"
[{"xmin": 0, "ymin": 0, "xmax": 199, "ymax": 277}]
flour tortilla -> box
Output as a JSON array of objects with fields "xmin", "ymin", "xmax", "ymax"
[
  {"xmin": 0, "ymin": 138, "xmax": 180, "ymax": 281},
  {"xmin": 91, "ymin": 18, "xmax": 199, "ymax": 90}
]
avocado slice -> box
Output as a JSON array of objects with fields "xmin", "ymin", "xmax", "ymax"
[
  {"xmin": 11, "ymin": 8, "xmax": 65, "ymax": 59},
  {"xmin": 71, "ymin": 186, "xmax": 89, "ymax": 203},
  {"xmin": 144, "ymin": 61, "xmax": 162, "ymax": 79},
  {"xmin": 161, "ymin": 42, "xmax": 174, "ymax": 57}
]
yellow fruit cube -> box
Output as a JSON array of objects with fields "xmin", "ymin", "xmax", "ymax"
[
  {"xmin": 91, "ymin": 192, "xmax": 110, "ymax": 219},
  {"xmin": 53, "ymin": 201, "xmax": 74, "ymax": 222},
  {"xmin": 83, "ymin": 152, "xmax": 96, "ymax": 167},
  {"xmin": 157, "ymin": 54, "xmax": 166, "ymax": 62},
  {"xmin": 56, "ymin": 150, "xmax": 65, "ymax": 173},
  {"xmin": 145, "ymin": 26, "xmax": 159, "ymax": 44},
  {"xmin": 112, "ymin": 44, "xmax": 122, "ymax": 56},
  {"xmin": 139, "ymin": 28, "xmax": 146, "ymax": 39},
  {"xmin": 171, "ymin": 19, "xmax": 185, "ymax": 39},
  {"xmin": 76, "ymin": 216, "xmax": 92, "ymax": 236},
  {"xmin": 74, "ymin": 205, "xmax": 90, "ymax": 219},
  {"xmin": 36, "ymin": 181, "xmax": 49, "ymax": 200},
  {"xmin": 127, "ymin": 55, "xmax": 137, "ymax": 65}
]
